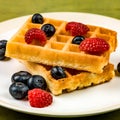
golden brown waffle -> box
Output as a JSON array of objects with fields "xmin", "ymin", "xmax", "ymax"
[
  {"xmin": 5, "ymin": 16, "xmax": 117, "ymax": 73},
  {"xmin": 21, "ymin": 61, "xmax": 115, "ymax": 95}
]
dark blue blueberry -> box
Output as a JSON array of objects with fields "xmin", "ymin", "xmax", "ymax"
[
  {"xmin": 11, "ymin": 71, "xmax": 32, "ymax": 84},
  {"xmin": 27, "ymin": 75, "xmax": 47, "ymax": 90},
  {"xmin": 41, "ymin": 24, "xmax": 56, "ymax": 37},
  {"xmin": 117, "ymin": 62, "xmax": 120, "ymax": 73},
  {"xmin": 0, "ymin": 40, "xmax": 7, "ymax": 60},
  {"xmin": 72, "ymin": 36, "xmax": 85, "ymax": 45},
  {"xmin": 51, "ymin": 66, "xmax": 66, "ymax": 79},
  {"xmin": 32, "ymin": 13, "xmax": 44, "ymax": 24},
  {"xmin": 9, "ymin": 82, "xmax": 29, "ymax": 99},
  {"xmin": 0, "ymin": 40, "xmax": 7, "ymax": 48},
  {"xmin": 0, "ymin": 48, "xmax": 6, "ymax": 60}
]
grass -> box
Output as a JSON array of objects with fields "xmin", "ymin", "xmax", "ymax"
[{"xmin": 0, "ymin": 0, "xmax": 120, "ymax": 21}]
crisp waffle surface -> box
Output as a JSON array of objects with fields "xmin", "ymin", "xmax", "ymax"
[
  {"xmin": 6, "ymin": 16, "xmax": 117, "ymax": 73},
  {"xmin": 21, "ymin": 61, "xmax": 115, "ymax": 95}
]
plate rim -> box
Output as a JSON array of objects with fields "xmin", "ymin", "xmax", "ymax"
[{"xmin": 0, "ymin": 99, "xmax": 120, "ymax": 118}]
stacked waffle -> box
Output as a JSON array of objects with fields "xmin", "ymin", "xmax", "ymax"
[{"xmin": 6, "ymin": 13, "xmax": 117, "ymax": 95}]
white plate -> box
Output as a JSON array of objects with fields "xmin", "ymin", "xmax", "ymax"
[{"xmin": 0, "ymin": 12, "xmax": 120, "ymax": 117}]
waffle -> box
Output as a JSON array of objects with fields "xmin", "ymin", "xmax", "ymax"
[
  {"xmin": 5, "ymin": 15, "xmax": 117, "ymax": 73},
  {"xmin": 21, "ymin": 61, "xmax": 115, "ymax": 95}
]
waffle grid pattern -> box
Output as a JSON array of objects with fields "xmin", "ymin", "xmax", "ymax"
[
  {"xmin": 6, "ymin": 16, "xmax": 117, "ymax": 73},
  {"xmin": 16, "ymin": 17, "xmax": 117, "ymax": 52},
  {"xmin": 22, "ymin": 61, "xmax": 114, "ymax": 95}
]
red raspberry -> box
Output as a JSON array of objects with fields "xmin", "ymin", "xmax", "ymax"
[
  {"xmin": 79, "ymin": 38, "xmax": 110, "ymax": 54},
  {"xmin": 25, "ymin": 28, "xmax": 47, "ymax": 46},
  {"xmin": 28, "ymin": 88, "xmax": 53, "ymax": 108},
  {"xmin": 65, "ymin": 22, "xmax": 89, "ymax": 36}
]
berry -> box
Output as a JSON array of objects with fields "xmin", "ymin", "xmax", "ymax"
[
  {"xmin": 65, "ymin": 22, "xmax": 89, "ymax": 36},
  {"xmin": 79, "ymin": 38, "xmax": 110, "ymax": 54},
  {"xmin": 25, "ymin": 28, "xmax": 47, "ymax": 46},
  {"xmin": 27, "ymin": 75, "xmax": 47, "ymax": 90},
  {"xmin": 117, "ymin": 62, "xmax": 120, "ymax": 73},
  {"xmin": 0, "ymin": 48, "xmax": 6, "ymax": 60},
  {"xmin": 28, "ymin": 88, "xmax": 53, "ymax": 108},
  {"xmin": 0, "ymin": 40, "xmax": 7, "ymax": 48},
  {"xmin": 9, "ymin": 82, "xmax": 29, "ymax": 99},
  {"xmin": 51, "ymin": 66, "xmax": 66, "ymax": 79},
  {"xmin": 41, "ymin": 24, "xmax": 56, "ymax": 37},
  {"xmin": 32, "ymin": 13, "xmax": 44, "ymax": 24},
  {"xmin": 72, "ymin": 36, "xmax": 85, "ymax": 45},
  {"xmin": 0, "ymin": 40, "xmax": 7, "ymax": 60},
  {"xmin": 11, "ymin": 71, "xmax": 32, "ymax": 85}
]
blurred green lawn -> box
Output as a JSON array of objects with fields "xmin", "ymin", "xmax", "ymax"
[{"xmin": 0, "ymin": 0, "xmax": 120, "ymax": 22}]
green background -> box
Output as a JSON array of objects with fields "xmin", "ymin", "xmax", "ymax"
[
  {"xmin": 0, "ymin": 0, "xmax": 120, "ymax": 22},
  {"xmin": 0, "ymin": 0, "xmax": 120, "ymax": 120}
]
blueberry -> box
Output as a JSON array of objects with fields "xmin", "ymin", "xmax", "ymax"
[
  {"xmin": 9, "ymin": 82, "xmax": 29, "ymax": 99},
  {"xmin": 117, "ymin": 62, "xmax": 120, "ymax": 73},
  {"xmin": 0, "ymin": 48, "xmax": 6, "ymax": 60},
  {"xmin": 72, "ymin": 36, "xmax": 85, "ymax": 45},
  {"xmin": 41, "ymin": 24, "xmax": 56, "ymax": 37},
  {"xmin": 32, "ymin": 13, "xmax": 44, "ymax": 24},
  {"xmin": 11, "ymin": 71, "xmax": 32, "ymax": 84},
  {"xmin": 51, "ymin": 66, "xmax": 66, "ymax": 79},
  {"xmin": 27, "ymin": 75, "xmax": 47, "ymax": 90},
  {"xmin": 0, "ymin": 40, "xmax": 7, "ymax": 48},
  {"xmin": 0, "ymin": 40, "xmax": 7, "ymax": 60}
]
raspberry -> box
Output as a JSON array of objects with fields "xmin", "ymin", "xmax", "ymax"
[
  {"xmin": 28, "ymin": 88, "xmax": 53, "ymax": 108},
  {"xmin": 25, "ymin": 28, "xmax": 47, "ymax": 46},
  {"xmin": 79, "ymin": 38, "xmax": 110, "ymax": 55},
  {"xmin": 65, "ymin": 22, "xmax": 89, "ymax": 36}
]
